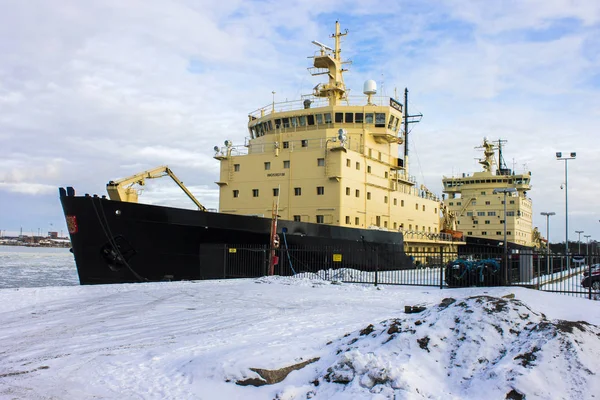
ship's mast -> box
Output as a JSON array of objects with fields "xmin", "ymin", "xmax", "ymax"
[
  {"xmin": 310, "ymin": 21, "xmax": 349, "ymax": 106},
  {"xmin": 403, "ymin": 88, "xmax": 422, "ymax": 177},
  {"xmin": 496, "ymin": 139, "xmax": 509, "ymax": 175}
]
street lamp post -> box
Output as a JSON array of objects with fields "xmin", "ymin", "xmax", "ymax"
[
  {"xmin": 494, "ymin": 187, "xmax": 517, "ymax": 285},
  {"xmin": 541, "ymin": 212, "xmax": 555, "ymax": 277},
  {"xmin": 556, "ymin": 152, "xmax": 576, "ymax": 267},
  {"xmin": 575, "ymin": 230, "xmax": 584, "ymax": 255},
  {"xmin": 584, "ymin": 234, "xmax": 591, "ymax": 256}
]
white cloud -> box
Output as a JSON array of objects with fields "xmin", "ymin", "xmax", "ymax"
[{"xmin": 0, "ymin": 182, "xmax": 56, "ymax": 195}]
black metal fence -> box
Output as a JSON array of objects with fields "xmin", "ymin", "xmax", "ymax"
[{"xmin": 198, "ymin": 243, "xmax": 600, "ymax": 300}]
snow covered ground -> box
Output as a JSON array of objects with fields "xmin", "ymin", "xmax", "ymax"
[{"xmin": 1, "ymin": 277, "xmax": 599, "ymax": 399}]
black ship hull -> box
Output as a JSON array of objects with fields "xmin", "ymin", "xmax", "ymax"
[
  {"xmin": 460, "ymin": 235, "xmax": 534, "ymax": 255},
  {"xmin": 59, "ymin": 188, "xmax": 413, "ymax": 285}
]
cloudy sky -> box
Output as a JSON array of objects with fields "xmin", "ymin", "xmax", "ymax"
[{"xmin": 1, "ymin": 0, "xmax": 599, "ymax": 244}]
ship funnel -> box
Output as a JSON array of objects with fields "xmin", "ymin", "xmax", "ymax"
[{"xmin": 364, "ymin": 80, "xmax": 377, "ymax": 105}]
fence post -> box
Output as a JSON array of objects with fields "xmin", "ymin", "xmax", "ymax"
[
  {"xmin": 223, "ymin": 244, "xmax": 227, "ymax": 279},
  {"xmin": 374, "ymin": 248, "xmax": 378, "ymax": 287},
  {"xmin": 589, "ymin": 255, "xmax": 592, "ymax": 300},
  {"xmin": 439, "ymin": 247, "xmax": 444, "ymax": 289}
]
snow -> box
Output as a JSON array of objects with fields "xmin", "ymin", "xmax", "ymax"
[{"xmin": 1, "ymin": 276, "xmax": 599, "ymax": 399}]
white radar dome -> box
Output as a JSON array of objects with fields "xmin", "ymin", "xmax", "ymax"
[{"xmin": 363, "ymin": 80, "xmax": 377, "ymax": 95}]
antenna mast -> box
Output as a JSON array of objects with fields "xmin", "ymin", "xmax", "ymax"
[{"xmin": 403, "ymin": 88, "xmax": 423, "ymax": 176}]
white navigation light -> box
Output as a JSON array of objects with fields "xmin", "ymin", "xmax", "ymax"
[
  {"xmin": 213, "ymin": 146, "xmax": 219, "ymax": 152},
  {"xmin": 224, "ymin": 140, "xmax": 231, "ymax": 147},
  {"xmin": 363, "ymin": 80, "xmax": 377, "ymax": 95}
]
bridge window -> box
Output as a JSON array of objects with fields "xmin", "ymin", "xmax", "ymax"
[
  {"xmin": 355, "ymin": 113, "xmax": 364, "ymax": 123},
  {"xmin": 375, "ymin": 113, "xmax": 386, "ymax": 127},
  {"xmin": 365, "ymin": 113, "xmax": 374, "ymax": 124},
  {"xmin": 299, "ymin": 116, "xmax": 306, "ymax": 126},
  {"xmin": 282, "ymin": 118, "xmax": 290, "ymax": 128},
  {"xmin": 307, "ymin": 115, "xmax": 315, "ymax": 125},
  {"xmin": 335, "ymin": 113, "xmax": 343, "ymax": 123},
  {"xmin": 291, "ymin": 117, "xmax": 298, "ymax": 127},
  {"xmin": 316, "ymin": 114, "xmax": 323, "ymax": 125},
  {"xmin": 324, "ymin": 113, "xmax": 332, "ymax": 124},
  {"xmin": 345, "ymin": 113, "xmax": 353, "ymax": 123}
]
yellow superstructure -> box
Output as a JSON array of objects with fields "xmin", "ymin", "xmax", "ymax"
[
  {"xmin": 442, "ymin": 139, "xmax": 534, "ymax": 247},
  {"xmin": 214, "ymin": 22, "xmax": 460, "ymax": 254}
]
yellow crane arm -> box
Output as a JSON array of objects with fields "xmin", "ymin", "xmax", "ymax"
[{"xmin": 106, "ymin": 165, "xmax": 207, "ymax": 211}]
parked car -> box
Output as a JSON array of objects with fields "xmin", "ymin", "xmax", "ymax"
[{"xmin": 581, "ymin": 264, "xmax": 600, "ymax": 290}]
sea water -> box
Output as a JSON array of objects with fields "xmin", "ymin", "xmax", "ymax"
[{"xmin": 0, "ymin": 245, "xmax": 78, "ymax": 288}]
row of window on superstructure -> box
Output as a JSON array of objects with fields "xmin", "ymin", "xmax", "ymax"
[
  {"xmin": 250, "ymin": 111, "xmax": 401, "ymax": 138},
  {"xmin": 444, "ymin": 177, "xmax": 530, "ymax": 187},
  {"xmin": 230, "ymin": 185, "xmax": 435, "ymax": 212},
  {"xmin": 233, "ymin": 157, "xmax": 391, "ymax": 174},
  {"xmin": 232, "ymin": 187, "xmax": 325, "ymax": 198}
]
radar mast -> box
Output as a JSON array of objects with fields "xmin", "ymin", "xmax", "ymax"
[{"xmin": 309, "ymin": 21, "xmax": 350, "ymax": 106}]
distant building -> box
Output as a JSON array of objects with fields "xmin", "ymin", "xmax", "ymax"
[{"xmin": 48, "ymin": 231, "xmax": 58, "ymax": 239}]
